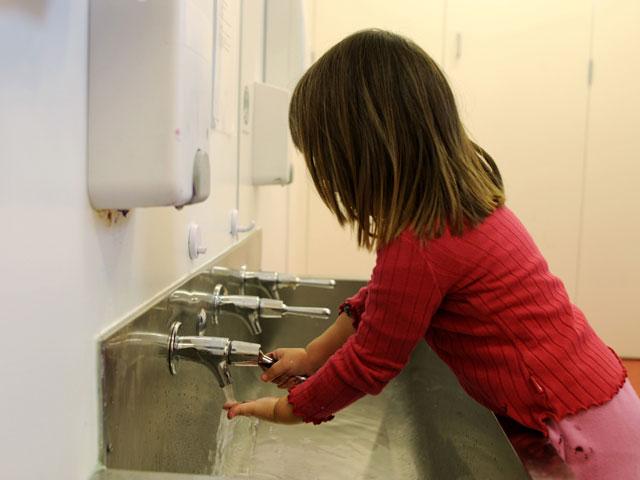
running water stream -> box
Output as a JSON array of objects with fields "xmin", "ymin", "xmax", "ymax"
[
  {"xmin": 212, "ymin": 410, "xmax": 260, "ymax": 477},
  {"xmin": 222, "ymin": 384, "xmax": 237, "ymax": 404},
  {"xmin": 210, "ymin": 394, "xmax": 407, "ymax": 480},
  {"xmin": 212, "ymin": 411, "xmax": 236, "ymax": 476}
]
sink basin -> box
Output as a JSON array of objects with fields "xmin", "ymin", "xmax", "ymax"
[
  {"xmin": 201, "ymin": 281, "xmax": 527, "ymax": 479},
  {"xmin": 99, "ymin": 234, "xmax": 530, "ymax": 478},
  {"xmin": 92, "ymin": 470, "xmax": 211, "ymax": 480}
]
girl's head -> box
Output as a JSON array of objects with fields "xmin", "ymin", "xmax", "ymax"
[{"xmin": 289, "ymin": 29, "xmax": 505, "ymax": 250}]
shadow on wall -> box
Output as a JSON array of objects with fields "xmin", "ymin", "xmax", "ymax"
[{"xmin": 0, "ymin": 0, "xmax": 48, "ymax": 18}]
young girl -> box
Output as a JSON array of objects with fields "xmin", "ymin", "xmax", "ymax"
[{"xmin": 224, "ymin": 30, "xmax": 640, "ymax": 479}]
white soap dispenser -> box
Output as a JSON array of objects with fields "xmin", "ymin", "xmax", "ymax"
[
  {"xmin": 247, "ymin": 82, "xmax": 293, "ymax": 186},
  {"xmin": 87, "ymin": 0, "xmax": 213, "ymax": 209}
]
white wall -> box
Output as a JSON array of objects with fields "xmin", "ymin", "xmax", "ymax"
[
  {"xmin": 576, "ymin": 0, "xmax": 640, "ymax": 357},
  {"xmin": 0, "ymin": 1, "xmax": 288, "ymax": 478},
  {"xmin": 444, "ymin": 0, "xmax": 593, "ymax": 297}
]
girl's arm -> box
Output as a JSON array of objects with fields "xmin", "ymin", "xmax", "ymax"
[
  {"xmin": 261, "ymin": 285, "xmax": 369, "ymax": 386},
  {"xmin": 225, "ymin": 308, "xmax": 360, "ymax": 423},
  {"xmin": 260, "ymin": 311, "xmax": 356, "ymax": 386},
  {"xmin": 283, "ymin": 235, "xmax": 444, "ymax": 424},
  {"xmin": 225, "ymin": 236, "xmax": 444, "ymax": 425},
  {"xmin": 306, "ymin": 311, "xmax": 356, "ymax": 368}
]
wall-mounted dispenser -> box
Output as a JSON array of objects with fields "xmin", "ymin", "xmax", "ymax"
[
  {"xmin": 247, "ymin": 82, "xmax": 293, "ymax": 186},
  {"xmin": 88, "ymin": 0, "xmax": 213, "ymax": 209},
  {"xmin": 243, "ymin": 0, "xmax": 309, "ymax": 187}
]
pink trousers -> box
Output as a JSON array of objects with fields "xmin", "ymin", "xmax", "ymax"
[{"xmin": 546, "ymin": 379, "xmax": 640, "ymax": 480}]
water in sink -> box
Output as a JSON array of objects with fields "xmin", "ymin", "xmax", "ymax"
[
  {"xmin": 211, "ymin": 394, "xmax": 420, "ymax": 480},
  {"xmin": 212, "ymin": 411, "xmax": 259, "ymax": 477}
]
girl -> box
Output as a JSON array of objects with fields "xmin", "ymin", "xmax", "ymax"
[{"xmin": 224, "ymin": 30, "xmax": 640, "ymax": 479}]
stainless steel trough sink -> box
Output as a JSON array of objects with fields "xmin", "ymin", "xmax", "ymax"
[
  {"xmin": 98, "ymin": 233, "xmax": 531, "ymax": 479},
  {"xmin": 210, "ymin": 281, "xmax": 529, "ymax": 480}
]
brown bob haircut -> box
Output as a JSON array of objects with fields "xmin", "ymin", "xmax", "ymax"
[{"xmin": 289, "ymin": 29, "xmax": 505, "ymax": 251}]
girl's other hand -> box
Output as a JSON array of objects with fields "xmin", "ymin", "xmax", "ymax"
[
  {"xmin": 223, "ymin": 396, "xmax": 302, "ymax": 424},
  {"xmin": 261, "ymin": 348, "xmax": 313, "ymax": 388}
]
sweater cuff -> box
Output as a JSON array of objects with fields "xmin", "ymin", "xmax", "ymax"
[
  {"xmin": 338, "ymin": 286, "xmax": 369, "ymax": 329},
  {"xmin": 338, "ymin": 301, "xmax": 362, "ymax": 329},
  {"xmin": 286, "ymin": 367, "xmax": 363, "ymax": 425},
  {"xmin": 287, "ymin": 386, "xmax": 334, "ymax": 425}
]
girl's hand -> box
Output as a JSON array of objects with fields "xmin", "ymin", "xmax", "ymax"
[
  {"xmin": 261, "ymin": 348, "xmax": 313, "ymax": 388},
  {"xmin": 223, "ymin": 396, "xmax": 302, "ymax": 424}
]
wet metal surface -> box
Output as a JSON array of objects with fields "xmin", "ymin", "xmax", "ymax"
[
  {"xmin": 100, "ymin": 233, "xmax": 264, "ymax": 473},
  {"xmin": 100, "ymin": 230, "xmax": 531, "ymax": 478},
  {"xmin": 92, "ymin": 470, "xmax": 211, "ymax": 480}
]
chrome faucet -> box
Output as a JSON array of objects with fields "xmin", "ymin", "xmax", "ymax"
[
  {"xmin": 211, "ymin": 266, "xmax": 336, "ymax": 299},
  {"xmin": 169, "ymin": 284, "xmax": 331, "ymax": 335},
  {"xmin": 168, "ymin": 321, "xmax": 306, "ymax": 388}
]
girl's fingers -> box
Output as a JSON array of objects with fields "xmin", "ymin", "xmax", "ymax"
[
  {"xmin": 226, "ymin": 402, "xmax": 253, "ymax": 419},
  {"xmin": 278, "ymin": 378, "xmax": 297, "ymax": 390},
  {"xmin": 261, "ymin": 360, "xmax": 289, "ymax": 383},
  {"xmin": 223, "ymin": 401, "xmax": 245, "ymax": 419},
  {"xmin": 276, "ymin": 375, "xmax": 301, "ymax": 388},
  {"xmin": 267, "ymin": 349, "xmax": 283, "ymax": 360},
  {"xmin": 225, "ymin": 397, "xmax": 279, "ymax": 421},
  {"xmin": 276, "ymin": 377, "xmax": 289, "ymax": 388}
]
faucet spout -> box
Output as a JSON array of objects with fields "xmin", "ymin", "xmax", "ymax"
[
  {"xmin": 168, "ymin": 321, "xmax": 233, "ymax": 388},
  {"xmin": 168, "ymin": 321, "xmax": 267, "ymax": 389}
]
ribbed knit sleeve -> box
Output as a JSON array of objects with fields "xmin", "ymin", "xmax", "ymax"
[{"xmin": 288, "ymin": 233, "xmax": 444, "ymax": 424}]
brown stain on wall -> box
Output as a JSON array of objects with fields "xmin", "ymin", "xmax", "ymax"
[{"xmin": 95, "ymin": 209, "xmax": 131, "ymax": 226}]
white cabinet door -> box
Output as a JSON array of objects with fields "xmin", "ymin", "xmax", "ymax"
[
  {"xmin": 444, "ymin": 1, "xmax": 593, "ymax": 297},
  {"xmin": 305, "ymin": 0, "xmax": 446, "ymax": 278},
  {"xmin": 577, "ymin": 1, "xmax": 640, "ymax": 357}
]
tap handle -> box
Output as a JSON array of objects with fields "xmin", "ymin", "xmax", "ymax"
[
  {"xmin": 216, "ymin": 294, "xmax": 261, "ymax": 310},
  {"xmin": 213, "ymin": 267, "xmax": 336, "ymax": 290},
  {"xmin": 258, "ymin": 298, "xmax": 286, "ymax": 318},
  {"xmin": 277, "ymin": 274, "xmax": 336, "ymax": 289},
  {"xmin": 282, "ymin": 304, "xmax": 332, "ymax": 319},
  {"xmin": 259, "ymin": 298, "xmax": 331, "ymax": 319}
]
